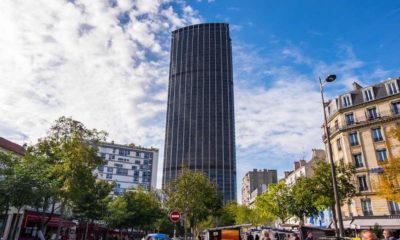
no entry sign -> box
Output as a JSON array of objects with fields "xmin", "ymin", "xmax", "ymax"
[{"xmin": 169, "ymin": 210, "xmax": 181, "ymax": 223}]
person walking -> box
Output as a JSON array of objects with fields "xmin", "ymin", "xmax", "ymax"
[
  {"xmin": 260, "ymin": 230, "xmax": 271, "ymax": 240},
  {"xmin": 361, "ymin": 230, "xmax": 378, "ymax": 240},
  {"xmin": 305, "ymin": 232, "xmax": 313, "ymax": 240},
  {"xmin": 383, "ymin": 230, "xmax": 397, "ymax": 240},
  {"xmin": 247, "ymin": 232, "xmax": 254, "ymax": 240}
]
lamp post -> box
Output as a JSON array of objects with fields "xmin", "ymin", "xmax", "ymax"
[{"xmin": 319, "ymin": 74, "xmax": 345, "ymax": 238}]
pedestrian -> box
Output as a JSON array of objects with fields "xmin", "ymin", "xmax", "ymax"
[
  {"xmin": 361, "ymin": 230, "xmax": 378, "ymax": 240},
  {"xmin": 305, "ymin": 232, "xmax": 313, "ymax": 240},
  {"xmin": 293, "ymin": 234, "xmax": 300, "ymax": 240},
  {"xmin": 383, "ymin": 230, "xmax": 397, "ymax": 240},
  {"xmin": 247, "ymin": 232, "xmax": 254, "ymax": 240},
  {"xmin": 260, "ymin": 230, "xmax": 271, "ymax": 240},
  {"xmin": 255, "ymin": 234, "xmax": 260, "ymax": 240}
]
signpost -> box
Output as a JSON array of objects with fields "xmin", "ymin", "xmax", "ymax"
[
  {"xmin": 169, "ymin": 210, "xmax": 181, "ymax": 223},
  {"xmin": 170, "ymin": 210, "xmax": 181, "ymax": 238}
]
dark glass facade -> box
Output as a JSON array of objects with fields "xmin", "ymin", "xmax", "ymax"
[{"xmin": 162, "ymin": 23, "xmax": 236, "ymax": 203}]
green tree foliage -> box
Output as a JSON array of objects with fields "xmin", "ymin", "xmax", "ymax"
[
  {"xmin": 71, "ymin": 180, "xmax": 113, "ymax": 222},
  {"xmin": 311, "ymin": 160, "xmax": 356, "ymax": 210},
  {"xmin": 289, "ymin": 177, "xmax": 318, "ymax": 225},
  {"xmin": 106, "ymin": 189, "xmax": 163, "ymax": 231},
  {"xmin": 0, "ymin": 152, "xmax": 17, "ymax": 214},
  {"xmin": 164, "ymin": 169, "xmax": 223, "ymax": 235},
  {"xmin": 255, "ymin": 181, "xmax": 291, "ymax": 224}
]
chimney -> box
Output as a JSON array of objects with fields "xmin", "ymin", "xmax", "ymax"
[
  {"xmin": 300, "ymin": 160, "xmax": 306, "ymax": 167},
  {"xmin": 284, "ymin": 171, "xmax": 291, "ymax": 178},
  {"xmin": 294, "ymin": 161, "xmax": 300, "ymax": 170},
  {"xmin": 352, "ymin": 81, "xmax": 363, "ymax": 90}
]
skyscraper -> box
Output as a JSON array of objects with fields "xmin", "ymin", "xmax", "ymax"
[{"xmin": 163, "ymin": 23, "xmax": 236, "ymax": 202}]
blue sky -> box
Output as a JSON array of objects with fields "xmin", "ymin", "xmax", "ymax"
[{"xmin": 0, "ymin": 0, "xmax": 399, "ymax": 202}]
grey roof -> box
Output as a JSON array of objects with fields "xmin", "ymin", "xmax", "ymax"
[{"xmin": 337, "ymin": 77, "xmax": 400, "ymax": 110}]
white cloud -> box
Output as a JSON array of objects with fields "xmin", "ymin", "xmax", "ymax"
[{"xmin": 0, "ymin": 0, "xmax": 201, "ymax": 188}]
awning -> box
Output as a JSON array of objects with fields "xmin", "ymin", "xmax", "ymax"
[
  {"xmin": 351, "ymin": 218, "xmax": 400, "ymax": 229},
  {"xmin": 24, "ymin": 214, "xmax": 76, "ymax": 228}
]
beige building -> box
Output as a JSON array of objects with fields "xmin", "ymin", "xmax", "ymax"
[
  {"xmin": 284, "ymin": 149, "xmax": 325, "ymax": 186},
  {"xmin": 241, "ymin": 169, "xmax": 277, "ymax": 206},
  {"xmin": 323, "ymin": 77, "xmax": 400, "ymax": 226}
]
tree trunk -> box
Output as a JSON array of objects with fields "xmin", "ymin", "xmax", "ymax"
[
  {"xmin": 84, "ymin": 222, "xmax": 89, "ymax": 240},
  {"xmin": 330, "ymin": 203, "xmax": 339, "ymax": 237},
  {"xmin": 55, "ymin": 200, "xmax": 66, "ymax": 240},
  {"xmin": 0, "ymin": 201, "xmax": 10, "ymax": 239},
  {"xmin": 9, "ymin": 207, "xmax": 22, "ymax": 240}
]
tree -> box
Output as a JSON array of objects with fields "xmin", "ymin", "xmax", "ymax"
[
  {"xmin": 255, "ymin": 181, "xmax": 291, "ymax": 224},
  {"xmin": 124, "ymin": 189, "xmax": 163, "ymax": 231},
  {"xmin": 311, "ymin": 160, "xmax": 356, "ymax": 235},
  {"xmin": 164, "ymin": 169, "xmax": 222, "ymax": 237},
  {"xmin": 289, "ymin": 177, "xmax": 318, "ymax": 225},
  {"xmin": 375, "ymin": 127, "xmax": 400, "ymax": 202},
  {"xmin": 105, "ymin": 189, "xmax": 163, "ymax": 233},
  {"xmin": 32, "ymin": 116, "xmax": 108, "ymax": 239}
]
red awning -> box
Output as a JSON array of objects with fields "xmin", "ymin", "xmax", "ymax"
[{"xmin": 24, "ymin": 214, "xmax": 75, "ymax": 228}]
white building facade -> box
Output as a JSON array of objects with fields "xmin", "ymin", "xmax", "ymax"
[{"xmin": 95, "ymin": 142, "xmax": 159, "ymax": 195}]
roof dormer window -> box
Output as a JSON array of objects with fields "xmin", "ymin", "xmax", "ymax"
[
  {"xmin": 363, "ymin": 87, "xmax": 375, "ymax": 102},
  {"xmin": 342, "ymin": 94, "xmax": 352, "ymax": 107},
  {"xmin": 386, "ymin": 80, "xmax": 399, "ymax": 95}
]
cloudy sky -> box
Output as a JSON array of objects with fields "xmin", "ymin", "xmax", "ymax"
[{"xmin": 1, "ymin": 0, "xmax": 400, "ymax": 201}]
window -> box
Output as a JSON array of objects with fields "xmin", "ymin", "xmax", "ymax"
[
  {"xmin": 345, "ymin": 113, "xmax": 355, "ymax": 125},
  {"xmin": 98, "ymin": 166, "xmax": 104, "ymax": 172},
  {"xmin": 144, "ymin": 152, "xmax": 150, "ymax": 158},
  {"xmin": 376, "ymin": 149, "xmax": 388, "ymax": 161},
  {"xmin": 114, "ymin": 163, "xmax": 123, "ymax": 168},
  {"xmin": 342, "ymin": 95, "xmax": 352, "ymax": 107},
  {"xmin": 361, "ymin": 199, "xmax": 373, "ymax": 216},
  {"xmin": 388, "ymin": 201, "xmax": 400, "ymax": 214},
  {"xmin": 135, "ymin": 160, "xmax": 141, "ymax": 164},
  {"xmin": 131, "ymin": 165, "xmax": 138, "ymax": 170},
  {"xmin": 134, "ymin": 170, "xmax": 140, "ymax": 176},
  {"xmin": 349, "ymin": 132, "xmax": 359, "ymax": 146},
  {"xmin": 386, "ymin": 81, "xmax": 399, "ymax": 95},
  {"xmin": 136, "ymin": 151, "xmax": 140, "ymax": 157},
  {"xmin": 392, "ymin": 102, "xmax": 400, "ymax": 115},
  {"xmin": 371, "ymin": 127, "xmax": 383, "ymax": 142},
  {"xmin": 119, "ymin": 149, "xmax": 130, "ymax": 156},
  {"xmin": 116, "ymin": 168, "xmax": 128, "ymax": 176},
  {"xmin": 334, "ymin": 120, "xmax": 339, "ymax": 130},
  {"xmin": 363, "ymin": 88, "xmax": 374, "ymax": 101},
  {"xmin": 107, "ymin": 167, "xmax": 113, "ymax": 173},
  {"xmin": 353, "ymin": 153, "xmax": 364, "ymax": 168},
  {"xmin": 367, "ymin": 107, "xmax": 378, "ymax": 120},
  {"xmin": 358, "ymin": 175, "xmax": 369, "ymax": 191},
  {"xmin": 336, "ymin": 138, "xmax": 342, "ymax": 151},
  {"xmin": 106, "ymin": 174, "xmax": 112, "ymax": 179},
  {"xmin": 100, "ymin": 153, "xmax": 106, "ymax": 159},
  {"xmin": 133, "ymin": 177, "xmax": 139, "ymax": 182}
]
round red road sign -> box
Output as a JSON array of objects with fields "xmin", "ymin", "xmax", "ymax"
[{"xmin": 169, "ymin": 210, "xmax": 181, "ymax": 223}]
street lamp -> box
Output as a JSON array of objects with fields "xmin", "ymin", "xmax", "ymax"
[{"xmin": 319, "ymin": 74, "xmax": 345, "ymax": 238}]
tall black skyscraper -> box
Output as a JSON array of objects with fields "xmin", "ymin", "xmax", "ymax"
[{"xmin": 163, "ymin": 23, "xmax": 236, "ymax": 202}]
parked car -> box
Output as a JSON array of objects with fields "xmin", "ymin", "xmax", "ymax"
[{"xmin": 144, "ymin": 233, "xmax": 170, "ymax": 240}]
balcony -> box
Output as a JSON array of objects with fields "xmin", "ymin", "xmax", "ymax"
[{"xmin": 323, "ymin": 109, "xmax": 400, "ymax": 140}]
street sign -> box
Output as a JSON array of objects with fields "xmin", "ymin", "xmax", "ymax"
[{"xmin": 169, "ymin": 210, "xmax": 181, "ymax": 223}]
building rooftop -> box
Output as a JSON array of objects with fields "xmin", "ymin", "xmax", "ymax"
[
  {"xmin": 0, "ymin": 137, "xmax": 25, "ymax": 155},
  {"xmin": 328, "ymin": 77, "xmax": 400, "ymax": 113},
  {"xmin": 98, "ymin": 141, "xmax": 159, "ymax": 151}
]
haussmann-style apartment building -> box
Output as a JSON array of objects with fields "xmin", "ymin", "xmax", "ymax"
[{"xmin": 323, "ymin": 77, "xmax": 400, "ymax": 228}]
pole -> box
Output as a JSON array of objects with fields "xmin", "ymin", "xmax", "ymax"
[{"xmin": 319, "ymin": 77, "xmax": 345, "ymax": 238}]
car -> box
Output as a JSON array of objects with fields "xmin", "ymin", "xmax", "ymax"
[{"xmin": 144, "ymin": 233, "xmax": 170, "ymax": 240}]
